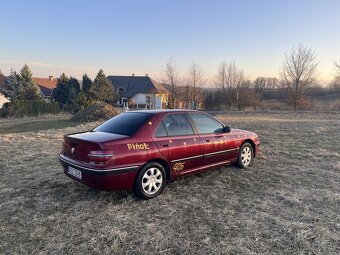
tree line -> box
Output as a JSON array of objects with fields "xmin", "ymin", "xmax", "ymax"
[
  {"xmin": 163, "ymin": 44, "xmax": 340, "ymax": 111},
  {"xmin": 1, "ymin": 44, "xmax": 340, "ymax": 115},
  {"xmin": 0, "ymin": 67, "xmax": 119, "ymax": 116},
  {"xmin": 51, "ymin": 69, "xmax": 118, "ymax": 112}
]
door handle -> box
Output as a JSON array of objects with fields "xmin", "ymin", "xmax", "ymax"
[
  {"xmin": 205, "ymin": 139, "xmax": 210, "ymax": 143},
  {"xmin": 162, "ymin": 144, "xmax": 169, "ymax": 147}
]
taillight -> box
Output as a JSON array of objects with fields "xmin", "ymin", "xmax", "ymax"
[{"xmin": 88, "ymin": 150, "xmax": 113, "ymax": 162}]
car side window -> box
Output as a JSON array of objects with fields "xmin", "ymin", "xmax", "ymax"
[
  {"xmin": 155, "ymin": 122, "xmax": 168, "ymax": 137},
  {"xmin": 189, "ymin": 113, "xmax": 224, "ymax": 134},
  {"xmin": 162, "ymin": 114, "xmax": 194, "ymax": 136}
]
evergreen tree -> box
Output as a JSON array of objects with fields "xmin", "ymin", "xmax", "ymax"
[
  {"xmin": 82, "ymin": 74, "xmax": 93, "ymax": 94},
  {"xmin": 67, "ymin": 77, "xmax": 81, "ymax": 111},
  {"xmin": 90, "ymin": 69, "xmax": 118, "ymax": 104},
  {"xmin": 19, "ymin": 64, "xmax": 41, "ymax": 100},
  {"xmin": 2, "ymin": 69, "xmax": 23, "ymax": 100},
  {"xmin": 52, "ymin": 73, "xmax": 69, "ymax": 108}
]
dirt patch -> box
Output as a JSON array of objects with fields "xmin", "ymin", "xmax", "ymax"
[
  {"xmin": 0, "ymin": 112, "xmax": 339, "ymax": 254},
  {"xmin": 70, "ymin": 101, "xmax": 119, "ymax": 122}
]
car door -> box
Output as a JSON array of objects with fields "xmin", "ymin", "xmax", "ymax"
[
  {"xmin": 153, "ymin": 113, "xmax": 204, "ymax": 175},
  {"xmin": 188, "ymin": 113, "xmax": 237, "ymax": 166}
]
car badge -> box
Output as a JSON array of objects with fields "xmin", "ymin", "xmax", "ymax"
[{"xmin": 71, "ymin": 147, "xmax": 75, "ymax": 154}]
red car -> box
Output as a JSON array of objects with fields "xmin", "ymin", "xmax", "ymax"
[{"xmin": 58, "ymin": 110, "xmax": 260, "ymax": 199}]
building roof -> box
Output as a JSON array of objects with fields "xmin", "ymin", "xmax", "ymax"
[
  {"xmin": 107, "ymin": 75, "xmax": 168, "ymax": 98},
  {"xmin": 33, "ymin": 77, "xmax": 57, "ymax": 97}
]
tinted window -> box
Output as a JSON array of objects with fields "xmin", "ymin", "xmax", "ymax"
[
  {"xmin": 94, "ymin": 112, "xmax": 152, "ymax": 136},
  {"xmin": 163, "ymin": 114, "xmax": 194, "ymax": 136},
  {"xmin": 155, "ymin": 122, "xmax": 168, "ymax": 137},
  {"xmin": 189, "ymin": 113, "xmax": 223, "ymax": 134}
]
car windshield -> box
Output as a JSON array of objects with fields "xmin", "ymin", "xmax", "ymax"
[{"xmin": 93, "ymin": 112, "xmax": 152, "ymax": 136}]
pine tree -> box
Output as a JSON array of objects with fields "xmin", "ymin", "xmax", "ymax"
[
  {"xmin": 67, "ymin": 77, "xmax": 81, "ymax": 111},
  {"xmin": 2, "ymin": 69, "xmax": 23, "ymax": 100},
  {"xmin": 90, "ymin": 69, "xmax": 118, "ymax": 104},
  {"xmin": 76, "ymin": 74, "xmax": 94, "ymax": 108},
  {"xmin": 19, "ymin": 64, "xmax": 41, "ymax": 100},
  {"xmin": 82, "ymin": 74, "xmax": 93, "ymax": 94},
  {"xmin": 52, "ymin": 73, "xmax": 69, "ymax": 108}
]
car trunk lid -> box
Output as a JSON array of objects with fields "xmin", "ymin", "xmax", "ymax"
[{"xmin": 62, "ymin": 131, "xmax": 127, "ymax": 162}]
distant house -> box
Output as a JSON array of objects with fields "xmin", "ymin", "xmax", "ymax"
[
  {"xmin": 33, "ymin": 76, "xmax": 57, "ymax": 102},
  {"xmin": 0, "ymin": 73, "xmax": 9, "ymax": 108},
  {"xmin": 107, "ymin": 75, "xmax": 168, "ymax": 109},
  {"xmin": 0, "ymin": 75, "xmax": 57, "ymax": 107}
]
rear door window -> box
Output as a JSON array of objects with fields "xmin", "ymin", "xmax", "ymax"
[{"xmin": 162, "ymin": 114, "xmax": 194, "ymax": 136}]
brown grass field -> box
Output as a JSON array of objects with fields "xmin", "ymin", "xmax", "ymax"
[{"xmin": 0, "ymin": 112, "xmax": 339, "ymax": 254}]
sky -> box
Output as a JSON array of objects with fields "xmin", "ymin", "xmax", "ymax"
[{"xmin": 0, "ymin": 0, "xmax": 339, "ymax": 84}]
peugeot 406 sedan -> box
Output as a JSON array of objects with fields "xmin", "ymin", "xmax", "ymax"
[{"xmin": 58, "ymin": 110, "xmax": 260, "ymax": 199}]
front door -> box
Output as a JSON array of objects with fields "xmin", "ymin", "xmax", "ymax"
[
  {"xmin": 188, "ymin": 113, "xmax": 237, "ymax": 166},
  {"xmin": 153, "ymin": 113, "xmax": 204, "ymax": 175}
]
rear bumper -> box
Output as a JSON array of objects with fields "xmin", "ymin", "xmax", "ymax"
[{"xmin": 58, "ymin": 154, "xmax": 139, "ymax": 190}]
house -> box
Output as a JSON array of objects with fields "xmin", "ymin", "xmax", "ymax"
[
  {"xmin": 107, "ymin": 75, "xmax": 168, "ymax": 109},
  {"xmin": 0, "ymin": 75, "xmax": 57, "ymax": 108},
  {"xmin": 0, "ymin": 72, "xmax": 9, "ymax": 108},
  {"xmin": 33, "ymin": 76, "xmax": 57, "ymax": 102}
]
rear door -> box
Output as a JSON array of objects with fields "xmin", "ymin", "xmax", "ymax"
[
  {"xmin": 188, "ymin": 113, "xmax": 237, "ymax": 165},
  {"xmin": 153, "ymin": 113, "xmax": 204, "ymax": 175}
]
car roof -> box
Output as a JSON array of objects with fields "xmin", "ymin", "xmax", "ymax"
[{"xmin": 127, "ymin": 109, "xmax": 199, "ymax": 114}]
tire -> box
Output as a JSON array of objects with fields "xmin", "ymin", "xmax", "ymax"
[
  {"xmin": 134, "ymin": 162, "xmax": 166, "ymax": 199},
  {"xmin": 237, "ymin": 142, "xmax": 253, "ymax": 168}
]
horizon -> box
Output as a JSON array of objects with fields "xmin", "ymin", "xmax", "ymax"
[{"xmin": 1, "ymin": 0, "xmax": 339, "ymax": 84}]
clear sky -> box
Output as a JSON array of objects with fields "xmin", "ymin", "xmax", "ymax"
[{"xmin": 0, "ymin": 0, "xmax": 339, "ymax": 83}]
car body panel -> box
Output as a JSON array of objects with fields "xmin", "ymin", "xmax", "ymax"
[{"xmin": 58, "ymin": 110, "xmax": 260, "ymax": 191}]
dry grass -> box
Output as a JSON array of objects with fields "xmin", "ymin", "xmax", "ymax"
[
  {"xmin": 0, "ymin": 112, "xmax": 339, "ymax": 254},
  {"xmin": 0, "ymin": 115, "xmax": 75, "ymax": 134}
]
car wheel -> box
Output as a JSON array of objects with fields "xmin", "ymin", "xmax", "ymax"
[
  {"xmin": 134, "ymin": 162, "xmax": 166, "ymax": 199},
  {"xmin": 237, "ymin": 142, "xmax": 253, "ymax": 168}
]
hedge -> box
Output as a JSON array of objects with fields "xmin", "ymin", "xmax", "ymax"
[{"xmin": 1, "ymin": 100, "xmax": 61, "ymax": 117}]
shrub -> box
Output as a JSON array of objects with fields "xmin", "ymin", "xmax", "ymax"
[{"xmin": 0, "ymin": 100, "xmax": 61, "ymax": 118}]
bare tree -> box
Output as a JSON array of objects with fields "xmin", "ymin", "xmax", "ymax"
[
  {"xmin": 162, "ymin": 58, "xmax": 180, "ymax": 109},
  {"xmin": 254, "ymin": 77, "xmax": 279, "ymax": 100},
  {"xmin": 280, "ymin": 44, "xmax": 318, "ymax": 111},
  {"xmin": 334, "ymin": 60, "xmax": 340, "ymax": 76},
  {"xmin": 186, "ymin": 62, "xmax": 205, "ymax": 109},
  {"xmin": 216, "ymin": 61, "xmax": 244, "ymax": 110}
]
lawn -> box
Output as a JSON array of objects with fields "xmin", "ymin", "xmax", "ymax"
[
  {"xmin": 0, "ymin": 112, "xmax": 339, "ymax": 254},
  {"xmin": 0, "ymin": 115, "xmax": 78, "ymax": 134}
]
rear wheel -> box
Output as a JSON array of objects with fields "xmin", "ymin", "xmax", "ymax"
[
  {"xmin": 237, "ymin": 142, "xmax": 253, "ymax": 168},
  {"xmin": 134, "ymin": 162, "xmax": 166, "ymax": 199}
]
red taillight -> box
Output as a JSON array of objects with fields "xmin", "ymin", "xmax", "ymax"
[{"xmin": 88, "ymin": 150, "xmax": 113, "ymax": 162}]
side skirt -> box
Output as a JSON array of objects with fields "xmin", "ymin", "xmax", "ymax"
[{"xmin": 174, "ymin": 158, "xmax": 237, "ymax": 178}]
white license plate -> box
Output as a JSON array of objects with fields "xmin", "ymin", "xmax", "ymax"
[{"xmin": 68, "ymin": 166, "xmax": 82, "ymax": 179}]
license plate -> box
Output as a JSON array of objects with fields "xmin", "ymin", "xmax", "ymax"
[{"xmin": 68, "ymin": 166, "xmax": 82, "ymax": 179}]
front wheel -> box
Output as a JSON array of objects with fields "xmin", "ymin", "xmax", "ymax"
[
  {"xmin": 134, "ymin": 162, "xmax": 166, "ymax": 199},
  {"xmin": 237, "ymin": 142, "xmax": 253, "ymax": 168}
]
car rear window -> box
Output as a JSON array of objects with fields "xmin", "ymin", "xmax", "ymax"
[{"xmin": 93, "ymin": 112, "xmax": 152, "ymax": 136}]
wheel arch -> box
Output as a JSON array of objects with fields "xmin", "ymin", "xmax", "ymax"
[
  {"xmin": 138, "ymin": 158, "xmax": 171, "ymax": 180},
  {"xmin": 243, "ymin": 139, "xmax": 256, "ymax": 157}
]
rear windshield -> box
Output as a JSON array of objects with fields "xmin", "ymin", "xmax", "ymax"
[{"xmin": 93, "ymin": 112, "xmax": 152, "ymax": 136}]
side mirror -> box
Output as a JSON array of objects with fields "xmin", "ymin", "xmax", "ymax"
[{"xmin": 223, "ymin": 125, "xmax": 231, "ymax": 133}]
